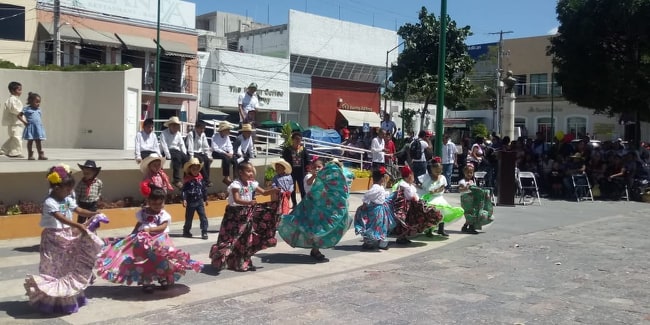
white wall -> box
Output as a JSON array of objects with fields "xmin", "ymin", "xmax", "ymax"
[
  {"xmin": 288, "ymin": 10, "xmax": 398, "ymax": 66},
  {"xmin": 238, "ymin": 26, "xmax": 290, "ymax": 58},
  {"xmin": 0, "ymin": 68, "xmax": 141, "ymax": 149}
]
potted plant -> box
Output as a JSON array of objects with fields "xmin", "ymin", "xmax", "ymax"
[{"xmin": 264, "ymin": 166, "xmax": 276, "ymax": 188}]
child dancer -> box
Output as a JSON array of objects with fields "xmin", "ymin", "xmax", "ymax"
[
  {"xmin": 272, "ymin": 160, "xmax": 294, "ymax": 215},
  {"xmin": 210, "ymin": 161, "xmax": 280, "ymax": 272},
  {"xmin": 140, "ymin": 153, "xmax": 173, "ymax": 193},
  {"xmin": 75, "ymin": 160, "xmax": 103, "ymax": 224},
  {"xmin": 96, "ymin": 186, "xmax": 202, "ymax": 293},
  {"xmin": 303, "ymin": 157, "xmax": 324, "ymax": 194},
  {"xmin": 458, "ymin": 164, "xmax": 494, "ymax": 234},
  {"xmin": 354, "ymin": 166, "xmax": 395, "ymax": 250},
  {"xmin": 22, "ymin": 92, "xmax": 47, "ymax": 160},
  {"xmin": 278, "ymin": 160, "xmax": 351, "ymax": 262},
  {"xmin": 24, "ymin": 164, "xmax": 103, "ymax": 314},
  {"xmin": 422, "ymin": 158, "xmax": 464, "ymax": 237},
  {"xmin": 181, "ymin": 157, "xmax": 209, "ymax": 239},
  {"xmin": 391, "ymin": 165, "xmax": 442, "ymax": 245}
]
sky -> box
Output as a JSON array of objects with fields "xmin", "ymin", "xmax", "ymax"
[{"xmin": 193, "ymin": 0, "xmax": 559, "ymax": 45}]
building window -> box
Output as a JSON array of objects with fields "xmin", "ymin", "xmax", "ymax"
[
  {"xmin": 515, "ymin": 117, "xmax": 528, "ymax": 138},
  {"xmin": 567, "ymin": 116, "xmax": 587, "ymax": 138},
  {"xmin": 530, "ymin": 73, "xmax": 548, "ymax": 96},
  {"xmin": 0, "ymin": 4, "xmax": 25, "ymax": 41},
  {"xmin": 513, "ymin": 74, "xmax": 527, "ymax": 96},
  {"xmin": 537, "ymin": 117, "xmax": 554, "ymax": 142},
  {"xmin": 211, "ymin": 68, "xmax": 217, "ymax": 82}
]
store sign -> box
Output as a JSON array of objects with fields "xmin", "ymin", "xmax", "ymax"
[
  {"xmin": 340, "ymin": 103, "xmax": 372, "ymax": 111},
  {"xmin": 38, "ymin": 0, "xmax": 196, "ymax": 29},
  {"xmin": 527, "ymin": 106, "xmax": 563, "ymax": 113}
]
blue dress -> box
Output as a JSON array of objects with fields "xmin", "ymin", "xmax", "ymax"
[
  {"xmin": 354, "ymin": 184, "xmax": 396, "ymax": 243},
  {"xmin": 278, "ymin": 162, "xmax": 351, "ymax": 249},
  {"xmin": 22, "ymin": 106, "xmax": 46, "ymax": 140}
]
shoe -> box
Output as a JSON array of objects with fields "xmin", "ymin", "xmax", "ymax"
[
  {"xmin": 310, "ymin": 250, "xmax": 328, "ymax": 262},
  {"xmin": 222, "ymin": 177, "xmax": 232, "ymax": 185},
  {"xmin": 174, "ymin": 181, "xmax": 183, "ymax": 189},
  {"xmin": 201, "ymin": 233, "xmax": 208, "ymax": 240},
  {"xmin": 37, "ymin": 152, "xmax": 48, "ymax": 160},
  {"xmin": 437, "ymin": 222, "xmax": 449, "ymax": 237},
  {"xmin": 8, "ymin": 154, "xmax": 24, "ymax": 158},
  {"xmin": 461, "ymin": 224, "xmax": 469, "ymax": 232},
  {"xmin": 361, "ymin": 243, "xmax": 376, "ymax": 250},
  {"xmin": 395, "ymin": 237, "xmax": 412, "ymax": 245},
  {"xmin": 247, "ymin": 264, "xmax": 257, "ymax": 271},
  {"xmin": 378, "ymin": 243, "xmax": 389, "ymax": 251},
  {"xmin": 424, "ymin": 229, "xmax": 434, "ymax": 237},
  {"xmin": 462, "ymin": 225, "xmax": 479, "ymax": 235},
  {"xmin": 182, "ymin": 232, "xmax": 193, "ymax": 238}
]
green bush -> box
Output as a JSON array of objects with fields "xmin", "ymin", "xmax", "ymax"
[{"xmin": 1, "ymin": 59, "xmax": 132, "ymax": 72}]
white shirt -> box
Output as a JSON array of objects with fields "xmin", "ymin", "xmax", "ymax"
[
  {"xmin": 363, "ymin": 184, "xmax": 390, "ymax": 205},
  {"xmin": 370, "ymin": 136, "xmax": 385, "ymax": 163},
  {"xmin": 414, "ymin": 139, "xmax": 429, "ymax": 162},
  {"xmin": 134, "ymin": 130, "xmax": 161, "ymax": 160},
  {"xmin": 159, "ymin": 128, "xmax": 187, "ymax": 158},
  {"xmin": 442, "ymin": 140, "xmax": 458, "ymax": 164},
  {"xmin": 227, "ymin": 180, "xmax": 258, "ymax": 206},
  {"xmin": 304, "ymin": 173, "xmax": 314, "ymax": 193},
  {"xmin": 2, "ymin": 95, "xmax": 23, "ymax": 126},
  {"xmin": 136, "ymin": 209, "xmax": 172, "ymax": 233},
  {"xmin": 238, "ymin": 92, "xmax": 259, "ymax": 122},
  {"xmin": 236, "ymin": 135, "xmax": 256, "ymax": 162},
  {"xmin": 40, "ymin": 196, "xmax": 78, "ymax": 229},
  {"xmin": 211, "ymin": 133, "xmax": 233, "ymax": 154},
  {"xmin": 458, "ymin": 178, "xmax": 475, "ymax": 194},
  {"xmin": 399, "ymin": 180, "xmax": 419, "ymax": 201},
  {"xmin": 186, "ymin": 130, "xmax": 211, "ymax": 156}
]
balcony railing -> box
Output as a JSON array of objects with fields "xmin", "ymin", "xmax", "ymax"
[{"xmin": 514, "ymin": 81, "xmax": 563, "ymax": 98}]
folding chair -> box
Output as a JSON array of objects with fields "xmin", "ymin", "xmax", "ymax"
[
  {"xmin": 517, "ymin": 171, "xmax": 542, "ymax": 206},
  {"xmin": 571, "ymin": 173, "xmax": 594, "ymax": 202},
  {"xmin": 474, "ymin": 171, "xmax": 497, "ymax": 206}
]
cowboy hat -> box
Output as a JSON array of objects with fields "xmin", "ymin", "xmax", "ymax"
[
  {"xmin": 77, "ymin": 160, "xmax": 101, "ymax": 171},
  {"xmin": 140, "ymin": 153, "xmax": 166, "ymax": 174},
  {"xmin": 217, "ymin": 121, "xmax": 232, "ymax": 132},
  {"xmin": 183, "ymin": 157, "xmax": 204, "ymax": 174},
  {"xmin": 240, "ymin": 123, "xmax": 255, "ymax": 132},
  {"xmin": 272, "ymin": 160, "xmax": 292, "ymax": 174},
  {"xmin": 164, "ymin": 116, "xmax": 182, "ymax": 127},
  {"xmin": 248, "ymin": 82, "xmax": 258, "ymax": 89}
]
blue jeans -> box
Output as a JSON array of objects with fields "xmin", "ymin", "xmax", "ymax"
[
  {"xmin": 442, "ymin": 163, "xmax": 453, "ymax": 189},
  {"xmin": 184, "ymin": 200, "xmax": 208, "ymax": 234}
]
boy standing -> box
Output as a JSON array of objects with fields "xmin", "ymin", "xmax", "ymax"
[
  {"xmin": 1, "ymin": 81, "xmax": 27, "ymax": 158},
  {"xmin": 74, "ymin": 160, "xmax": 103, "ymax": 224}
]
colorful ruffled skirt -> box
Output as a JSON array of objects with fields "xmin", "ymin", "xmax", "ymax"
[
  {"xmin": 461, "ymin": 186, "xmax": 494, "ymax": 230},
  {"xmin": 24, "ymin": 228, "xmax": 104, "ymax": 314},
  {"xmin": 210, "ymin": 201, "xmax": 280, "ymax": 271},
  {"xmin": 278, "ymin": 162, "xmax": 352, "ymax": 249},
  {"xmin": 421, "ymin": 193, "xmax": 465, "ymax": 225},
  {"xmin": 354, "ymin": 201, "xmax": 396, "ymax": 243},
  {"xmin": 96, "ymin": 232, "xmax": 202, "ymax": 285},
  {"xmin": 389, "ymin": 189, "xmax": 443, "ymax": 237}
]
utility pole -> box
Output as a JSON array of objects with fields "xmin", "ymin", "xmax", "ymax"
[
  {"xmin": 155, "ymin": 0, "xmax": 161, "ymax": 122},
  {"xmin": 53, "ymin": 0, "xmax": 61, "ymax": 66},
  {"xmin": 488, "ymin": 30, "xmax": 513, "ymax": 136},
  {"xmin": 433, "ymin": 0, "xmax": 448, "ymax": 157}
]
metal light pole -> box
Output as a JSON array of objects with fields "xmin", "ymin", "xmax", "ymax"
[
  {"xmin": 550, "ymin": 61, "xmax": 555, "ymax": 147},
  {"xmin": 384, "ymin": 41, "xmax": 405, "ymax": 116},
  {"xmin": 53, "ymin": 0, "xmax": 61, "ymax": 66},
  {"xmin": 434, "ymin": 0, "xmax": 447, "ymax": 157},
  {"xmin": 154, "ymin": 0, "xmax": 161, "ymax": 122}
]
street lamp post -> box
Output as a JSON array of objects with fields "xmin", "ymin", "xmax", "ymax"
[
  {"xmin": 154, "ymin": 0, "xmax": 161, "ymax": 122},
  {"xmin": 53, "ymin": 0, "xmax": 61, "ymax": 66},
  {"xmin": 384, "ymin": 41, "xmax": 405, "ymax": 116},
  {"xmin": 433, "ymin": 0, "xmax": 448, "ymax": 157}
]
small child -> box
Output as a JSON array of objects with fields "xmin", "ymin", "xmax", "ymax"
[
  {"xmin": 22, "ymin": 92, "xmax": 47, "ymax": 160},
  {"xmin": 272, "ymin": 160, "xmax": 294, "ymax": 215},
  {"xmin": 354, "ymin": 166, "xmax": 394, "ymax": 250},
  {"xmin": 1, "ymin": 81, "xmax": 27, "ymax": 158},
  {"xmin": 181, "ymin": 157, "xmax": 209, "ymax": 239},
  {"xmin": 24, "ymin": 164, "xmax": 103, "ymax": 314},
  {"xmin": 96, "ymin": 186, "xmax": 202, "ymax": 293},
  {"xmin": 458, "ymin": 164, "xmax": 494, "ymax": 234},
  {"xmin": 210, "ymin": 161, "xmax": 280, "ymax": 272},
  {"xmin": 422, "ymin": 158, "xmax": 464, "ymax": 237},
  {"xmin": 304, "ymin": 157, "xmax": 325, "ymax": 194},
  {"xmin": 140, "ymin": 153, "xmax": 173, "ymax": 193},
  {"xmin": 74, "ymin": 160, "xmax": 103, "ymax": 224}
]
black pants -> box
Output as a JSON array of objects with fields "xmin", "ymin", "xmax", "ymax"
[
  {"xmin": 291, "ymin": 167, "xmax": 306, "ymax": 206},
  {"xmin": 212, "ymin": 151, "xmax": 234, "ymax": 177},
  {"xmin": 193, "ymin": 152, "xmax": 212, "ymax": 183},
  {"xmin": 77, "ymin": 201, "xmax": 97, "ymax": 224},
  {"xmin": 141, "ymin": 150, "xmax": 156, "ymax": 160},
  {"xmin": 412, "ymin": 161, "xmax": 427, "ymax": 184},
  {"xmin": 169, "ymin": 149, "xmax": 188, "ymax": 183}
]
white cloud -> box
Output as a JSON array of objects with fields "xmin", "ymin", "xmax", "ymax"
[{"xmin": 548, "ymin": 26, "xmax": 559, "ymax": 35}]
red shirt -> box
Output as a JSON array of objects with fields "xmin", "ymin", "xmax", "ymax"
[{"xmin": 385, "ymin": 139, "xmax": 396, "ymax": 161}]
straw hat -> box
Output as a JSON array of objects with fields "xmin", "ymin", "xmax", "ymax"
[
  {"xmin": 217, "ymin": 121, "xmax": 232, "ymax": 132},
  {"xmin": 140, "ymin": 153, "xmax": 166, "ymax": 174},
  {"xmin": 164, "ymin": 116, "xmax": 182, "ymax": 127},
  {"xmin": 240, "ymin": 123, "xmax": 255, "ymax": 132},
  {"xmin": 272, "ymin": 160, "xmax": 292, "ymax": 174},
  {"xmin": 183, "ymin": 157, "xmax": 204, "ymax": 174}
]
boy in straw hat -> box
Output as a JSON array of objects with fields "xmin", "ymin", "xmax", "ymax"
[
  {"xmin": 235, "ymin": 123, "xmax": 256, "ymax": 164},
  {"xmin": 181, "ymin": 157, "xmax": 209, "ymax": 239},
  {"xmin": 271, "ymin": 160, "xmax": 294, "ymax": 214},
  {"xmin": 211, "ymin": 121, "xmax": 236, "ymax": 185},
  {"xmin": 160, "ymin": 116, "xmax": 188, "ymax": 189}
]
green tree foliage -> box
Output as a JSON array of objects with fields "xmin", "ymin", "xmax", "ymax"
[
  {"xmin": 471, "ymin": 122, "xmax": 489, "ymax": 139},
  {"xmin": 549, "ymin": 0, "xmax": 650, "ymax": 136},
  {"xmin": 389, "ymin": 7, "xmax": 474, "ymax": 112}
]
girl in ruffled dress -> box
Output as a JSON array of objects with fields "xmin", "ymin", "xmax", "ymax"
[
  {"xmin": 354, "ymin": 167, "xmax": 395, "ymax": 250},
  {"xmin": 278, "ymin": 160, "xmax": 351, "ymax": 262},
  {"xmin": 24, "ymin": 164, "xmax": 104, "ymax": 314},
  {"xmin": 458, "ymin": 164, "xmax": 494, "ymax": 234},
  {"xmin": 391, "ymin": 166, "xmax": 442, "ymax": 245},
  {"xmin": 96, "ymin": 186, "xmax": 202, "ymax": 293},
  {"xmin": 210, "ymin": 161, "xmax": 280, "ymax": 272},
  {"xmin": 303, "ymin": 157, "xmax": 325, "ymax": 194},
  {"xmin": 421, "ymin": 158, "xmax": 464, "ymax": 237}
]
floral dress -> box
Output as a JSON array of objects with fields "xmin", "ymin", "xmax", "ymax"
[
  {"xmin": 354, "ymin": 184, "xmax": 396, "ymax": 244},
  {"xmin": 460, "ymin": 185, "xmax": 494, "ymax": 230},
  {"xmin": 390, "ymin": 181, "xmax": 443, "ymax": 237},
  {"xmin": 420, "ymin": 174, "xmax": 464, "ymax": 225},
  {"xmin": 278, "ymin": 162, "xmax": 351, "ymax": 248}
]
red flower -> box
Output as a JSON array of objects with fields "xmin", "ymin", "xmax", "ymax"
[{"xmin": 433, "ymin": 156, "xmax": 442, "ymax": 164}]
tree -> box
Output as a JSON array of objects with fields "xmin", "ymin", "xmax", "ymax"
[
  {"xmin": 389, "ymin": 7, "xmax": 474, "ymax": 115},
  {"xmin": 549, "ymin": 0, "xmax": 650, "ymax": 145}
]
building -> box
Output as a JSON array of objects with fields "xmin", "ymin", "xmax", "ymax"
[{"xmin": 0, "ymin": 0, "xmax": 199, "ymax": 124}]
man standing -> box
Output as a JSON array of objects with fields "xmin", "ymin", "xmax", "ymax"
[
  {"xmin": 238, "ymin": 83, "xmax": 259, "ymax": 127},
  {"xmin": 441, "ymin": 134, "xmax": 458, "ymax": 191},
  {"xmin": 370, "ymin": 129, "xmax": 386, "ymax": 169},
  {"xmin": 186, "ymin": 120, "xmax": 213, "ymax": 187},
  {"xmin": 380, "ymin": 112, "xmax": 397, "ymax": 137},
  {"xmin": 1, "ymin": 81, "xmax": 26, "ymax": 158},
  {"xmin": 409, "ymin": 130, "xmax": 429, "ymax": 185},
  {"xmin": 160, "ymin": 116, "xmax": 188, "ymax": 189}
]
